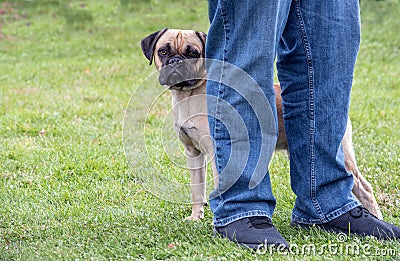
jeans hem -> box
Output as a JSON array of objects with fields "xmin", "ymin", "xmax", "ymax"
[
  {"xmin": 291, "ymin": 201, "xmax": 361, "ymax": 225},
  {"xmin": 213, "ymin": 210, "xmax": 272, "ymax": 227}
]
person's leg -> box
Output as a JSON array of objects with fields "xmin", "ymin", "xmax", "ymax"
[
  {"xmin": 206, "ymin": 0, "xmax": 291, "ymax": 248},
  {"xmin": 277, "ymin": 0, "xmax": 400, "ymax": 239},
  {"xmin": 277, "ymin": 0, "xmax": 361, "ymax": 224}
]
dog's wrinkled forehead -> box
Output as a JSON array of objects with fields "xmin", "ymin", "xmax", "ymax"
[{"xmin": 155, "ymin": 29, "xmax": 204, "ymax": 55}]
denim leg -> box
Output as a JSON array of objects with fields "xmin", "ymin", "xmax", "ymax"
[
  {"xmin": 206, "ymin": 0, "xmax": 291, "ymax": 227},
  {"xmin": 277, "ymin": 0, "xmax": 361, "ymax": 224}
]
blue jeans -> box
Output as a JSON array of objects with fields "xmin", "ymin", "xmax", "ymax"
[{"xmin": 206, "ymin": 0, "xmax": 361, "ymax": 227}]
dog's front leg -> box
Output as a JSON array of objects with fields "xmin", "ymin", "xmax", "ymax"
[{"xmin": 185, "ymin": 150, "xmax": 207, "ymax": 220}]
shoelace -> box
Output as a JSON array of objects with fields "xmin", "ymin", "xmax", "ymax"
[
  {"xmin": 349, "ymin": 206, "xmax": 373, "ymax": 219},
  {"xmin": 247, "ymin": 217, "xmax": 273, "ymax": 229}
]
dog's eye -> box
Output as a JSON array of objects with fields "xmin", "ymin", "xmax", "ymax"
[
  {"xmin": 158, "ymin": 49, "xmax": 168, "ymax": 56},
  {"xmin": 188, "ymin": 50, "xmax": 200, "ymax": 58}
]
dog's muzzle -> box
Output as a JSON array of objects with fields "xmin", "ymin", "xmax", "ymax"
[{"xmin": 159, "ymin": 57, "xmax": 200, "ymax": 90}]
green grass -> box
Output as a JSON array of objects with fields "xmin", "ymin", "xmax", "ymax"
[{"xmin": 0, "ymin": 0, "xmax": 399, "ymax": 260}]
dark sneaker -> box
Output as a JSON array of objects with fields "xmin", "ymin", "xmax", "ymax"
[
  {"xmin": 214, "ymin": 216, "xmax": 289, "ymax": 249},
  {"xmin": 290, "ymin": 206, "xmax": 400, "ymax": 240}
]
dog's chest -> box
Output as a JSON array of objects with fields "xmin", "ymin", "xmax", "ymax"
[
  {"xmin": 175, "ymin": 120, "xmax": 200, "ymax": 144},
  {"xmin": 173, "ymin": 107, "xmax": 208, "ymax": 147},
  {"xmin": 171, "ymin": 89, "xmax": 209, "ymax": 152}
]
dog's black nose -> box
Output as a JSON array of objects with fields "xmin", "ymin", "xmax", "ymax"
[{"xmin": 167, "ymin": 57, "xmax": 183, "ymax": 65}]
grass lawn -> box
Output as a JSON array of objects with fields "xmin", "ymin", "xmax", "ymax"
[{"xmin": 0, "ymin": 0, "xmax": 399, "ymax": 260}]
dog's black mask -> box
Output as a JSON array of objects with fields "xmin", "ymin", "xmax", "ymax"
[{"xmin": 158, "ymin": 56, "xmax": 199, "ymax": 88}]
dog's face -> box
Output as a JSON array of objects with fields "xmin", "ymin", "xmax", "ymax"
[{"xmin": 141, "ymin": 29, "xmax": 207, "ymax": 90}]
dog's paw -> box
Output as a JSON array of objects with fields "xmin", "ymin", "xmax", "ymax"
[
  {"xmin": 185, "ymin": 204, "xmax": 205, "ymax": 221},
  {"xmin": 373, "ymin": 208, "xmax": 384, "ymax": 220},
  {"xmin": 186, "ymin": 209, "xmax": 204, "ymax": 221},
  {"xmin": 185, "ymin": 215, "xmax": 202, "ymax": 221}
]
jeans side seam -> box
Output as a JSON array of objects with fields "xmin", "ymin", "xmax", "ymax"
[
  {"xmin": 213, "ymin": 2, "xmax": 228, "ymax": 199},
  {"xmin": 294, "ymin": 0, "xmax": 323, "ymax": 219}
]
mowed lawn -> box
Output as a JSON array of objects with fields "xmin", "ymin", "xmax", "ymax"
[{"xmin": 0, "ymin": 0, "xmax": 399, "ymax": 260}]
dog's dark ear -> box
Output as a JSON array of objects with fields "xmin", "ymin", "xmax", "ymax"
[
  {"xmin": 195, "ymin": 31, "xmax": 207, "ymax": 58},
  {"xmin": 141, "ymin": 28, "xmax": 169, "ymax": 65}
]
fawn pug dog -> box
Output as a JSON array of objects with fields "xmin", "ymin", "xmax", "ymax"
[{"xmin": 140, "ymin": 28, "xmax": 383, "ymax": 221}]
